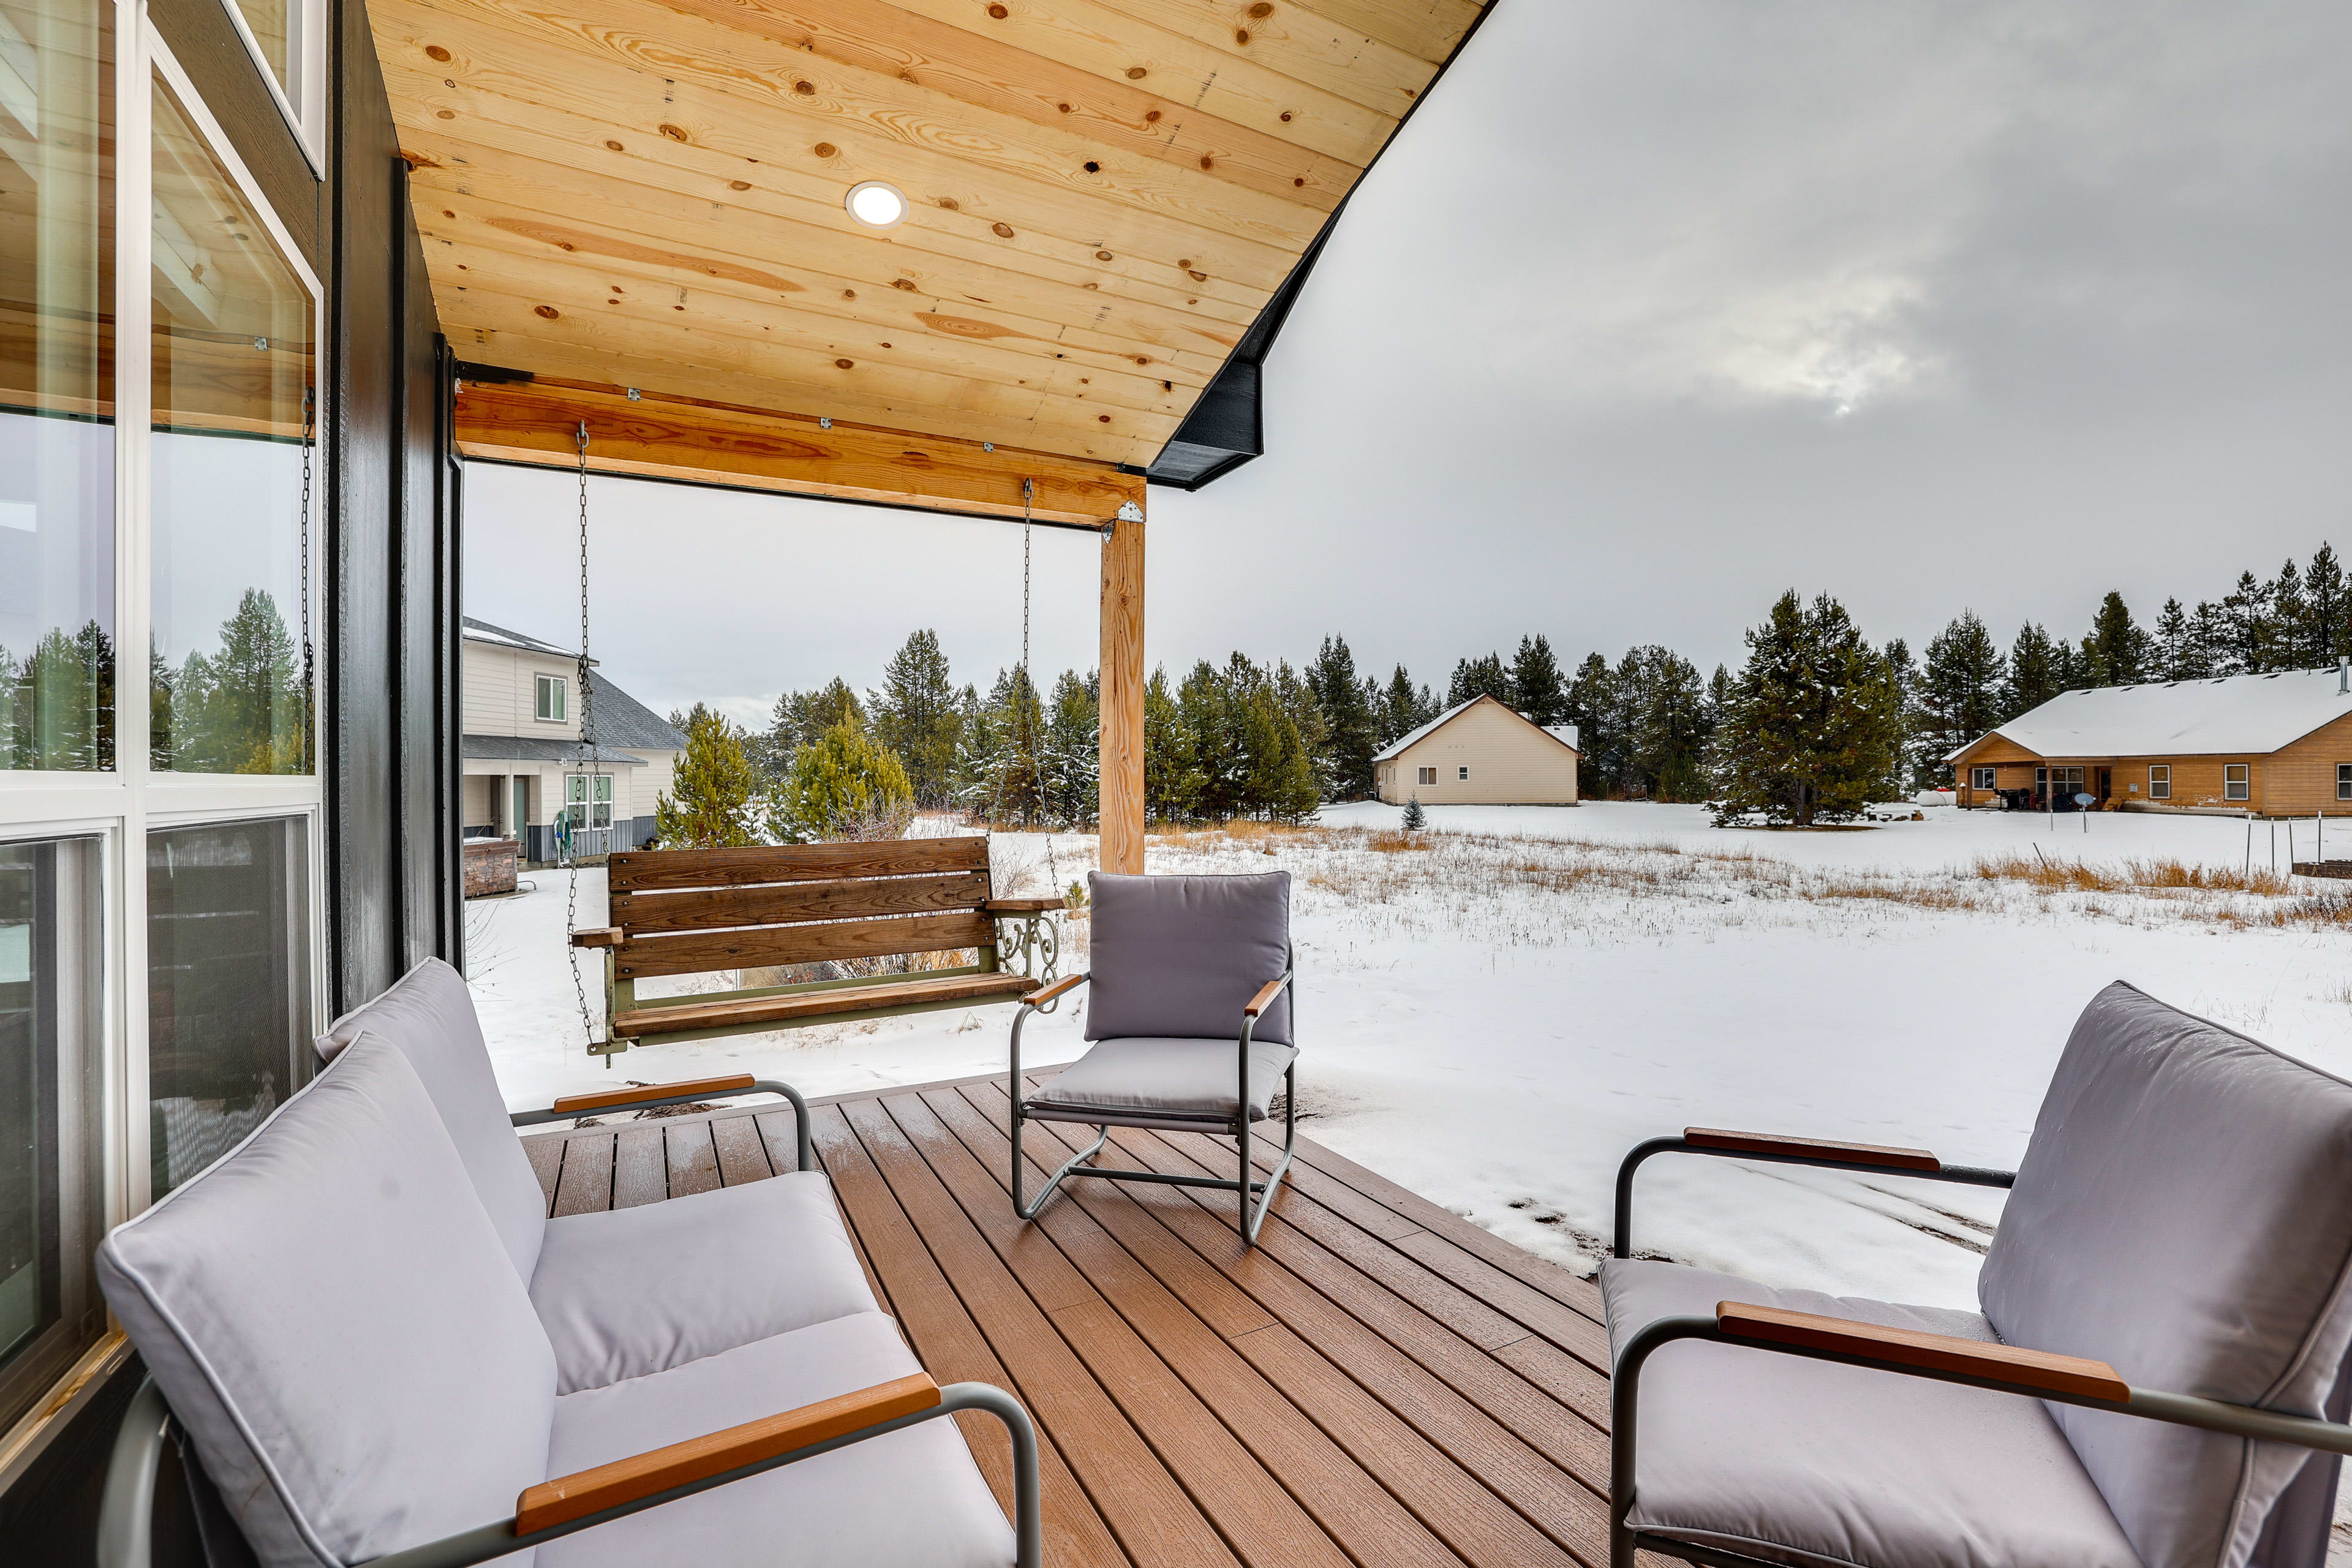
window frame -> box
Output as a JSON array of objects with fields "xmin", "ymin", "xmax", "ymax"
[
  {"xmin": 210, "ymin": 0, "xmax": 325, "ymax": 176},
  {"xmin": 1457, "ymin": 766, "xmax": 1470, "ymax": 782},
  {"xmin": 1416, "ymin": 766, "xmax": 1436, "ymax": 786},
  {"xmin": 1970, "ymin": 766, "xmax": 1995, "ymax": 791},
  {"xmin": 2148, "ymin": 764, "xmax": 2171, "ymax": 801},
  {"xmin": 2224, "ymin": 763, "xmax": 2250, "ymax": 802},
  {"xmin": 2338, "ymin": 764, "xmax": 2351, "ymax": 803},
  {"xmin": 536, "ymin": 673, "xmax": 568, "ymax": 723},
  {"xmin": 0, "ymin": 20, "xmax": 328, "ymax": 1476}
]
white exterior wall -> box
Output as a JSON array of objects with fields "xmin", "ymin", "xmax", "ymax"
[
  {"xmin": 462, "ymin": 640, "xmax": 584, "ymax": 742},
  {"xmin": 1375, "ymin": 699, "xmax": 1580, "ymax": 805},
  {"xmin": 625, "ymin": 748, "xmax": 678, "ymax": 816}
]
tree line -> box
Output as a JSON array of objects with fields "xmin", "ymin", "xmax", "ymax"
[{"xmin": 648, "ymin": 540, "xmax": 2352, "ymax": 842}]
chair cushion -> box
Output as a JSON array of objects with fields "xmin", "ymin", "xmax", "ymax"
[
  {"xmin": 1085, "ymin": 872, "xmax": 1292, "ymax": 1046},
  {"xmin": 1025, "ymin": 1037, "xmax": 1298, "ymax": 1125},
  {"xmin": 317, "ymin": 956, "xmax": 548, "ymax": 1284},
  {"xmin": 1603, "ymin": 1257, "xmax": 2140, "ymax": 1568},
  {"xmin": 1980, "ymin": 981, "xmax": 2352, "ymax": 1568},
  {"xmin": 540, "ymin": 1311, "xmax": 1014, "ymax": 1568},
  {"xmin": 529, "ymin": 1172, "xmax": 880, "ymax": 1395},
  {"xmin": 98, "ymin": 1033, "xmax": 557, "ymax": 1568}
]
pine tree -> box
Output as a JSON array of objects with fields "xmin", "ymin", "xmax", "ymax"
[
  {"xmin": 1447, "ymin": 652, "xmax": 1512, "ymax": 709},
  {"xmin": 2218, "ymin": 571, "xmax": 2273, "ymax": 674},
  {"xmin": 1039, "ymin": 669, "xmax": 1100, "ymax": 827},
  {"xmin": 1709, "ymin": 591, "xmax": 1901, "ymax": 827},
  {"xmin": 1568, "ymin": 651, "xmax": 1619, "ymax": 797},
  {"xmin": 869, "ymin": 629, "xmax": 962, "ymax": 807},
  {"xmin": 1620, "ymin": 646, "xmax": 1709, "ymax": 801},
  {"xmin": 1400, "ymin": 795, "xmax": 1426, "ymax": 831},
  {"xmin": 764, "ymin": 678, "xmax": 865, "ymax": 776},
  {"xmin": 1913, "ymin": 611, "xmax": 2007, "ymax": 783},
  {"xmin": 2078, "ymin": 591, "xmax": 2153, "ymax": 688},
  {"xmin": 1378, "ymin": 665, "xmax": 1436, "ymax": 742},
  {"xmin": 164, "ymin": 589, "xmax": 302, "ymax": 774},
  {"xmin": 1510, "ymin": 635, "xmax": 1570, "ymax": 726},
  {"xmin": 2002, "ymin": 623, "xmax": 2070, "ymax": 718},
  {"xmin": 952, "ymin": 666, "xmax": 1045, "ymax": 825},
  {"xmin": 2305, "ymin": 545, "xmax": 2348, "ymax": 665},
  {"xmin": 2271, "ymin": 559, "xmax": 2309, "ymax": 668},
  {"xmin": 657, "ymin": 709, "xmax": 761, "ymax": 847},
  {"xmin": 1304, "ymin": 636, "xmax": 1379, "ymax": 801},
  {"xmin": 1142, "ymin": 666, "xmax": 1204, "ymax": 823},
  {"xmin": 770, "ymin": 718, "xmax": 914, "ymax": 843},
  {"xmin": 2153, "ymin": 598, "xmax": 2201, "ymax": 680}
]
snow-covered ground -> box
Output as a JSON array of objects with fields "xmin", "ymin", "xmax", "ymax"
[{"xmin": 466, "ymin": 802, "xmax": 2352, "ymax": 1316}]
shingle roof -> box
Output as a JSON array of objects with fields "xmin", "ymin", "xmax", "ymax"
[
  {"xmin": 1952, "ymin": 666, "xmax": 2352, "ymax": 761},
  {"xmin": 585, "ymin": 671, "xmax": 689, "ymax": 752},
  {"xmin": 1371, "ymin": 694, "xmax": 1585, "ymax": 763},
  {"xmin": 461, "ymin": 616, "xmax": 579, "ymax": 660}
]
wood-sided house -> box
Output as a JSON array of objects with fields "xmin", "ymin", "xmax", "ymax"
[
  {"xmin": 1373, "ymin": 695, "xmax": 1582, "ymax": 806},
  {"xmin": 1950, "ymin": 665, "xmax": 2352, "ymax": 816}
]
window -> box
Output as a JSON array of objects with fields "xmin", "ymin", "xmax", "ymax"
[
  {"xmin": 1458, "ymin": 766, "xmax": 1470, "ymax": 782},
  {"xmin": 1, "ymin": 0, "xmax": 116, "ymax": 774},
  {"xmin": 146, "ymin": 820, "xmax": 313, "ymax": 1196},
  {"xmin": 216, "ymin": 0, "xmax": 324, "ymax": 166},
  {"xmin": 1417, "ymin": 766, "xmax": 1436, "ymax": 786},
  {"xmin": 0, "ymin": 837, "xmax": 103, "ymax": 1437},
  {"xmin": 537, "ymin": 673, "xmax": 568, "ymax": 723},
  {"xmin": 2149, "ymin": 765, "xmax": 2171, "ymax": 800},
  {"xmin": 565, "ymin": 773, "xmax": 612, "ymax": 830},
  {"xmin": 1970, "ymin": 767, "xmax": 1996, "ymax": 790},
  {"xmin": 149, "ymin": 73, "xmax": 316, "ymax": 775},
  {"xmin": 2337, "ymin": 764, "xmax": 2350, "ymax": 802},
  {"xmin": 2225, "ymin": 764, "xmax": 2250, "ymax": 801}
]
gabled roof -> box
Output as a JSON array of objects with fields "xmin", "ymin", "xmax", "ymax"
[
  {"xmin": 1950, "ymin": 666, "xmax": 2352, "ymax": 761},
  {"xmin": 1373, "ymin": 694, "xmax": 1585, "ymax": 763},
  {"xmin": 462, "ymin": 616, "xmax": 577, "ymax": 660},
  {"xmin": 585, "ymin": 671, "xmax": 689, "ymax": 753}
]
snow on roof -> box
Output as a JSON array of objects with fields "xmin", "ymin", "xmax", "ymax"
[
  {"xmin": 1952, "ymin": 666, "xmax": 2352, "ymax": 761},
  {"xmin": 1371, "ymin": 694, "xmax": 1583, "ymax": 763},
  {"xmin": 461, "ymin": 616, "xmax": 581, "ymax": 660}
]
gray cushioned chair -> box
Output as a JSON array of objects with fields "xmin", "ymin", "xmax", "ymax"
[
  {"xmin": 94, "ymin": 1030, "xmax": 1040, "ymax": 1568},
  {"xmin": 1010, "ymin": 870, "xmax": 1296, "ymax": 1244},
  {"xmin": 1604, "ymin": 981, "xmax": 2352, "ymax": 1568}
]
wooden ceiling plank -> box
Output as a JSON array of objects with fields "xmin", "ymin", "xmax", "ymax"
[
  {"xmin": 648, "ymin": 0, "xmax": 1362, "ymax": 214},
  {"xmin": 380, "ymin": 22, "xmax": 1307, "ymax": 298},
  {"xmin": 454, "ymin": 379, "xmax": 1144, "ymax": 524},
  {"xmin": 432, "ymin": 244, "xmax": 1208, "ymax": 418},
  {"xmin": 1274, "ymin": 0, "xmax": 1485, "ymax": 70},
  {"xmin": 402, "ymin": 138, "xmax": 1255, "ymax": 362},
  {"xmin": 383, "ymin": 81, "xmax": 1272, "ymax": 334},
  {"xmin": 883, "ymin": 0, "xmax": 1399, "ymax": 164},
  {"xmin": 1055, "ymin": 0, "xmax": 1433, "ymax": 118},
  {"xmin": 402, "ymin": 0, "xmax": 1338, "ymax": 255}
]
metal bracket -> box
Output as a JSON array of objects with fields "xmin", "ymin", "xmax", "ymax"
[
  {"xmin": 819, "ymin": 416, "xmax": 832, "ymax": 429},
  {"xmin": 586, "ymin": 1037, "xmax": 630, "ymax": 1059},
  {"xmin": 984, "ymin": 442, "xmax": 995, "ymax": 453},
  {"xmin": 1115, "ymin": 500, "xmax": 1144, "ymax": 522},
  {"xmin": 625, "ymin": 386, "xmax": 641, "ymax": 401}
]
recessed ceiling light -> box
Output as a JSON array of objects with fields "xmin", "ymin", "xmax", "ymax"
[{"xmin": 845, "ymin": 181, "xmax": 907, "ymax": 229}]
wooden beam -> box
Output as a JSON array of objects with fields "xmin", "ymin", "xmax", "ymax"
[
  {"xmin": 1098, "ymin": 511, "xmax": 1145, "ymax": 874},
  {"xmin": 452, "ymin": 377, "xmax": 1143, "ymax": 525}
]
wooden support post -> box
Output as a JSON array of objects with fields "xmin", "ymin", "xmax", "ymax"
[{"xmin": 1098, "ymin": 511, "xmax": 1146, "ymax": 876}]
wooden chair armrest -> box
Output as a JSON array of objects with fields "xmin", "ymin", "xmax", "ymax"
[
  {"xmin": 984, "ymin": 897, "xmax": 1067, "ymax": 914},
  {"xmin": 515, "ymin": 1373, "xmax": 941, "ymax": 1532},
  {"xmin": 569, "ymin": 927, "xmax": 624, "ymax": 949},
  {"xmin": 1685, "ymin": 1126, "xmax": 1939, "ymax": 1171},
  {"xmin": 1027, "ymin": 972, "xmax": 1088, "ymax": 1006},
  {"xmin": 1717, "ymin": 1302, "xmax": 2127, "ymax": 1401},
  {"xmin": 551, "ymin": 1073, "xmax": 758, "ymax": 1116},
  {"xmin": 1243, "ymin": 978, "xmax": 1288, "ymax": 1017}
]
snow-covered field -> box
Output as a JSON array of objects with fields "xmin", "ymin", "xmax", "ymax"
[{"xmin": 465, "ymin": 802, "xmax": 2352, "ymax": 1314}]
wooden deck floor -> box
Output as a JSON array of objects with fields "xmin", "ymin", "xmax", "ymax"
[{"xmin": 520, "ymin": 1074, "xmax": 1623, "ymax": 1568}]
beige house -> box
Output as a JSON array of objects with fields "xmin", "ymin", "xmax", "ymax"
[
  {"xmin": 1373, "ymin": 695, "xmax": 1583, "ymax": 806},
  {"xmin": 460, "ymin": 619, "xmax": 687, "ymax": 862}
]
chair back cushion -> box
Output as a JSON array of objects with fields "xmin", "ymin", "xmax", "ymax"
[
  {"xmin": 318, "ymin": 956, "xmax": 547, "ymax": 1283},
  {"xmin": 98, "ymin": 1033, "xmax": 557, "ymax": 1568},
  {"xmin": 1084, "ymin": 872, "xmax": 1292, "ymax": 1045},
  {"xmin": 1980, "ymin": 981, "xmax": 2352, "ymax": 1568}
]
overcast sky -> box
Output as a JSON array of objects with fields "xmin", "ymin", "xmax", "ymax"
[{"xmin": 466, "ymin": 0, "xmax": 2352, "ymax": 728}]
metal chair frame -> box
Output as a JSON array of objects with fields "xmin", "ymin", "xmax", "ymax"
[
  {"xmin": 1608, "ymin": 1136, "xmax": 2352, "ymax": 1568},
  {"xmin": 1008, "ymin": 956, "xmax": 1297, "ymax": 1246}
]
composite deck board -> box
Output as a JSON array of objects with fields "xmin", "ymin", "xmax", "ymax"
[{"xmin": 515, "ymin": 1069, "xmax": 1629, "ymax": 1568}]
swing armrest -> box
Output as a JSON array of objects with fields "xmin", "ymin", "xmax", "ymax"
[{"xmin": 570, "ymin": 927, "xmax": 623, "ymax": 948}]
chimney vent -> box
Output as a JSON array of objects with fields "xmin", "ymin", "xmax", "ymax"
[{"xmin": 2338, "ymin": 655, "xmax": 2347, "ymax": 695}]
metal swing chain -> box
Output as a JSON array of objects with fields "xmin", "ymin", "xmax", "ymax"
[
  {"xmin": 566, "ymin": 421, "xmax": 602, "ymax": 1058},
  {"xmin": 1018, "ymin": 478, "xmax": 1062, "ymax": 895},
  {"xmin": 299, "ymin": 385, "xmax": 315, "ymax": 772}
]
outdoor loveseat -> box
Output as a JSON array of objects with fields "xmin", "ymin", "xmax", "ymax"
[
  {"xmin": 94, "ymin": 958, "xmax": 1038, "ymax": 1567},
  {"xmin": 1606, "ymin": 981, "xmax": 2352, "ymax": 1568}
]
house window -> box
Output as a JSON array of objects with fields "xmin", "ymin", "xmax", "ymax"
[
  {"xmin": 149, "ymin": 72, "xmax": 318, "ymax": 775},
  {"xmin": 2149, "ymin": 765, "xmax": 2170, "ymax": 800},
  {"xmin": 2224, "ymin": 764, "xmax": 2250, "ymax": 801},
  {"xmin": 537, "ymin": 673, "xmax": 568, "ymax": 722},
  {"xmin": 2337, "ymin": 764, "xmax": 2351, "ymax": 802},
  {"xmin": 1970, "ymin": 767, "xmax": 1995, "ymax": 790},
  {"xmin": 565, "ymin": 773, "xmax": 612, "ymax": 830},
  {"xmin": 1417, "ymin": 766, "xmax": 1436, "ymax": 786},
  {"xmin": 217, "ymin": 0, "xmax": 326, "ymax": 166},
  {"xmin": 0, "ymin": 837, "xmax": 104, "ymax": 1438},
  {"xmin": 1457, "ymin": 766, "xmax": 1470, "ymax": 782}
]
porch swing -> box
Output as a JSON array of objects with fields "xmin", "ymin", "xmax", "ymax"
[{"xmin": 560, "ymin": 424, "xmax": 1066, "ymax": 1064}]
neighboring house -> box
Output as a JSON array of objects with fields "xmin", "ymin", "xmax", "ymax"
[
  {"xmin": 1950, "ymin": 664, "xmax": 2352, "ymax": 815},
  {"xmin": 1373, "ymin": 695, "xmax": 1583, "ymax": 805},
  {"xmin": 460, "ymin": 619, "xmax": 688, "ymax": 862}
]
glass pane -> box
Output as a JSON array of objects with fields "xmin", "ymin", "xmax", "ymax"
[
  {"xmin": 0, "ymin": 837, "xmax": 102, "ymax": 1434},
  {"xmin": 149, "ymin": 75, "xmax": 314, "ymax": 776},
  {"xmin": 0, "ymin": 0, "xmax": 115, "ymax": 772},
  {"xmin": 228, "ymin": 0, "xmax": 290, "ymax": 103},
  {"xmin": 148, "ymin": 818, "xmax": 311, "ymax": 1196}
]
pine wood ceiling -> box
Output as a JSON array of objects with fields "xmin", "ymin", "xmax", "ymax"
[{"xmin": 373, "ymin": 0, "xmax": 1487, "ymax": 469}]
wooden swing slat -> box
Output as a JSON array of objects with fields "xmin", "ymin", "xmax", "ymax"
[
  {"xmin": 610, "ymin": 871, "xmax": 992, "ymax": 935},
  {"xmin": 607, "ymin": 837, "xmax": 988, "ymax": 892},
  {"xmin": 614, "ymin": 972, "xmax": 1036, "ymax": 1039},
  {"xmin": 614, "ymin": 911, "xmax": 998, "ymax": 979}
]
